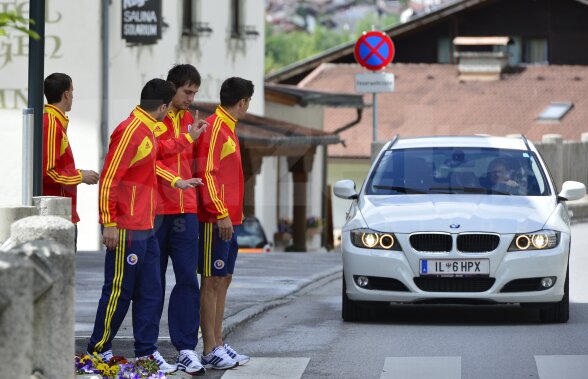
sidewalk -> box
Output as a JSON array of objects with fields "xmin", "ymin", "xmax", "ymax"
[{"xmin": 74, "ymin": 250, "xmax": 342, "ymax": 359}]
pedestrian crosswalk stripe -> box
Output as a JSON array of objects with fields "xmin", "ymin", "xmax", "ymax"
[
  {"xmin": 535, "ymin": 355, "xmax": 588, "ymax": 379},
  {"xmin": 221, "ymin": 357, "xmax": 310, "ymax": 379},
  {"xmin": 381, "ymin": 357, "xmax": 461, "ymax": 379}
]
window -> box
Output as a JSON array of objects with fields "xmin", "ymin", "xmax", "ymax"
[
  {"xmin": 537, "ymin": 102, "xmax": 574, "ymax": 122},
  {"xmin": 437, "ymin": 37, "xmax": 450, "ymax": 64},
  {"xmin": 366, "ymin": 147, "xmax": 549, "ymax": 196},
  {"xmin": 230, "ymin": 0, "xmax": 259, "ymax": 39},
  {"xmin": 524, "ymin": 38, "xmax": 548, "ymax": 64},
  {"xmin": 182, "ymin": 0, "xmax": 212, "ymax": 36},
  {"xmin": 231, "ymin": 0, "xmax": 242, "ymax": 38}
]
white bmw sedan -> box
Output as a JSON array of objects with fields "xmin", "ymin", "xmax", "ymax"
[{"xmin": 334, "ymin": 136, "xmax": 586, "ymax": 323}]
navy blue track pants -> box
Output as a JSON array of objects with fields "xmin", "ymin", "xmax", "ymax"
[
  {"xmin": 154, "ymin": 213, "xmax": 200, "ymax": 351},
  {"xmin": 87, "ymin": 229, "xmax": 162, "ymax": 357}
]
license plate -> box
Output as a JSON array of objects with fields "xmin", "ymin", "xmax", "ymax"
[{"xmin": 420, "ymin": 259, "xmax": 489, "ymax": 276}]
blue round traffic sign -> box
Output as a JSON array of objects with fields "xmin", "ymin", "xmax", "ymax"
[{"xmin": 354, "ymin": 31, "xmax": 395, "ymax": 71}]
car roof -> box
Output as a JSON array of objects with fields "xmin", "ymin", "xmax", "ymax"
[{"xmin": 389, "ymin": 135, "xmax": 530, "ymax": 151}]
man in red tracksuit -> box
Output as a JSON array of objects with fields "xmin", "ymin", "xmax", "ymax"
[
  {"xmin": 195, "ymin": 77, "xmax": 254, "ymax": 369},
  {"xmin": 42, "ymin": 73, "xmax": 99, "ymax": 243},
  {"xmin": 153, "ymin": 64, "xmax": 206, "ymax": 375},
  {"xmin": 87, "ymin": 79, "xmax": 207, "ymax": 373}
]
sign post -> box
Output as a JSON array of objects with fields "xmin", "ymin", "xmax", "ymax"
[{"xmin": 354, "ymin": 31, "xmax": 395, "ymax": 143}]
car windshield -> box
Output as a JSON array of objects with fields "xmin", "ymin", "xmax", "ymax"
[{"xmin": 366, "ymin": 147, "xmax": 550, "ymax": 196}]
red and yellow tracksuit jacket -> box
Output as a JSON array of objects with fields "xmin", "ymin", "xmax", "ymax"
[
  {"xmin": 99, "ymin": 106, "xmax": 194, "ymax": 230},
  {"xmin": 194, "ymin": 106, "xmax": 244, "ymax": 225},
  {"xmin": 155, "ymin": 110, "xmax": 198, "ymax": 215},
  {"xmin": 43, "ymin": 104, "xmax": 82, "ymax": 223}
]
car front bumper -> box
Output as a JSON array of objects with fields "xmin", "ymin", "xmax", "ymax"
[{"xmin": 342, "ymin": 232, "xmax": 570, "ymax": 304}]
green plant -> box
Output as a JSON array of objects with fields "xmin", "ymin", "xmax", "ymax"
[{"xmin": 0, "ymin": 11, "xmax": 40, "ymax": 39}]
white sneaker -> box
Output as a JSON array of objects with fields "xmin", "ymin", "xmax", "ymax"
[
  {"xmin": 201, "ymin": 346, "xmax": 237, "ymax": 370},
  {"xmin": 86, "ymin": 350, "xmax": 114, "ymax": 363},
  {"xmin": 176, "ymin": 349, "xmax": 206, "ymax": 375},
  {"xmin": 136, "ymin": 350, "xmax": 177, "ymax": 374},
  {"xmin": 224, "ymin": 343, "xmax": 250, "ymax": 366}
]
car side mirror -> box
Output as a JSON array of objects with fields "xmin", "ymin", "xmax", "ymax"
[
  {"xmin": 333, "ymin": 179, "xmax": 358, "ymax": 200},
  {"xmin": 558, "ymin": 181, "xmax": 586, "ymax": 201}
]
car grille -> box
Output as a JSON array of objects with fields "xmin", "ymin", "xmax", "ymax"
[
  {"xmin": 414, "ymin": 277, "xmax": 496, "ymax": 292},
  {"xmin": 457, "ymin": 234, "xmax": 500, "ymax": 252},
  {"xmin": 410, "ymin": 233, "xmax": 452, "ymax": 252}
]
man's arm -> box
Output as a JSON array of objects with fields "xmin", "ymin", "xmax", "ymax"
[
  {"xmin": 199, "ymin": 120, "xmax": 233, "ymax": 240},
  {"xmin": 44, "ymin": 115, "xmax": 83, "ymax": 185}
]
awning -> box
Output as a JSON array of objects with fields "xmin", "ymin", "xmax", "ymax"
[
  {"xmin": 265, "ymin": 83, "xmax": 367, "ymax": 109},
  {"xmin": 191, "ymin": 103, "xmax": 340, "ymax": 152}
]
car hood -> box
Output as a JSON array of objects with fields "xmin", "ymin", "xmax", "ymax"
[{"xmin": 360, "ymin": 195, "xmax": 557, "ymax": 234}]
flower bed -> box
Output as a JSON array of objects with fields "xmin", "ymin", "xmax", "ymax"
[{"xmin": 75, "ymin": 353, "xmax": 169, "ymax": 379}]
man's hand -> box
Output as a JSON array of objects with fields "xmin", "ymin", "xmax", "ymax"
[
  {"xmin": 81, "ymin": 170, "xmax": 99, "ymax": 184},
  {"xmin": 188, "ymin": 119, "xmax": 209, "ymax": 141},
  {"xmin": 174, "ymin": 177, "xmax": 203, "ymax": 189},
  {"xmin": 102, "ymin": 226, "xmax": 119, "ymax": 250},
  {"xmin": 217, "ymin": 216, "xmax": 233, "ymax": 241}
]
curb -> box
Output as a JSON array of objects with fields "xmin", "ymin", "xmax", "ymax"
[
  {"xmin": 74, "ymin": 267, "xmax": 343, "ymax": 343},
  {"xmin": 221, "ymin": 268, "xmax": 342, "ymax": 338}
]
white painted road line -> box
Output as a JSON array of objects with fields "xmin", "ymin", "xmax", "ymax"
[
  {"xmin": 221, "ymin": 357, "xmax": 311, "ymax": 379},
  {"xmin": 381, "ymin": 356, "xmax": 461, "ymax": 379},
  {"xmin": 535, "ymin": 355, "xmax": 588, "ymax": 379}
]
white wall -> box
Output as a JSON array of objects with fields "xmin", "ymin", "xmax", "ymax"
[
  {"xmin": 0, "ymin": 0, "xmax": 265, "ymax": 251},
  {"xmin": 0, "ymin": 0, "xmax": 102, "ymax": 250}
]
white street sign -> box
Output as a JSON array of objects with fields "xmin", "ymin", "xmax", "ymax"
[{"xmin": 355, "ymin": 72, "xmax": 395, "ymax": 93}]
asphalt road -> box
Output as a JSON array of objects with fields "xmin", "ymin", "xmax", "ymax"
[{"xmin": 198, "ymin": 222, "xmax": 588, "ymax": 379}]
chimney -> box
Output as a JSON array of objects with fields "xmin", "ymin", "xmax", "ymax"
[{"xmin": 453, "ymin": 36, "xmax": 510, "ymax": 81}]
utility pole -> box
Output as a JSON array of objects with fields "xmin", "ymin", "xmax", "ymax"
[{"xmin": 28, "ymin": 1, "xmax": 45, "ymax": 196}]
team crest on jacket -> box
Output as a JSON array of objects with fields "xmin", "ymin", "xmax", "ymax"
[
  {"xmin": 214, "ymin": 259, "xmax": 225, "ymax": 269},
  {"xmin": 127, "ymin": 254, "xmax": 138, "ymax": 265}
]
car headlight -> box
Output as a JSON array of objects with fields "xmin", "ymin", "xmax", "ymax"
[
  {"xmin": 350, "ymin": 229, "xmax": 401, "ymax": 250},
  {"xmin": 508, "ymin": 230, "xmax": 560, "ymax": 251}
]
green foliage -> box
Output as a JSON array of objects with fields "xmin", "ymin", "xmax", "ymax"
[
  {"xmin": 0, "ymin": 11, "xmax": 40, "ymax": 39},
  {"xmin": 355, "ymin": 13, "xmax": 399, "ymax": 36},
  {"xmin": 265, "ymin": 12, "xmax": 399, "ymax": 74},
  {"xmin": 265, "ymin": 23, "xmax": 350, "ymax": 74}
]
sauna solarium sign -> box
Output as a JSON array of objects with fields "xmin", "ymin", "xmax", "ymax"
[{"xmin": 121, "ymin": 0, "xmax": 162, "ymax": 44}]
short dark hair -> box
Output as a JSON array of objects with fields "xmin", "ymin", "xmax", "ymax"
[
  {"xmin": 220, "ymin": 77, "xmax": 254, "ymax": 107},
  {"xmin": 167, "ymin": 64, "xmax": 201, "ymax": 89},
  {"xmin": 44, "ymin": 73, "xmax": 72, "ymax": 104},
  {"xmin": 139, "ymin": 79, "xmax": 176, "ymax": 111}
]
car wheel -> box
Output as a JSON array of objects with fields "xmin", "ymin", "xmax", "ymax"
[
  {"xmin": 342, "ymin": 275, "xmax": 370, "ymax": 322},
  {"xmin": 539, "ymin": 267, "xmax": 569, "ymax": 323}
]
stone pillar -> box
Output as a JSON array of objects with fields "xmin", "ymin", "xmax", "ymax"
[
  {"xmin": 33, "ymin": 196, "xmax": 72, "ymax": 220},
  {"xmin": 10, "ymin": 217, "xmax": 75, "ymax": 379},
  {"xmin": 288, "ymin": 152, "xmax": 315, "ymax": 251},
  {"xmin": 0, "ymin": 254, "xmax": 34, "ymax": 379},
  {"xmin": 371, "ymin": 141, "xmax": 386, "ymax": 163},
  {"xmin": 241, "ymin": 148, "xmax": 263, "ymax": 217},
  {"xmin": 540, "ymin": 134, "xmax": 564, "ymax": 190},
  {"xmin": 11, "ymin": 215, "xmax": 75, "ymax": 252},
  {"xmin": 0, "ymin": 206, "xmax": 38, "ymax": 246}
]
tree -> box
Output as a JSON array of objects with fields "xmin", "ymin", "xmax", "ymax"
[
  {"xmin": 0, "ymin": 11, "xmax": 39, "ymax": 39},
  {"xmin": 265, "ymin": 12, "xmax": 399, "ymax": 74}
]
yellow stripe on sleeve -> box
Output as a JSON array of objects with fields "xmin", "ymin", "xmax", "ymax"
[
  {"xmin": 204, "ymin": 119, "xmax": 229, "ymax": 216},
  {"xmin": 100, "ymin": 120, "xmax": 141, "ymax": 224}
]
